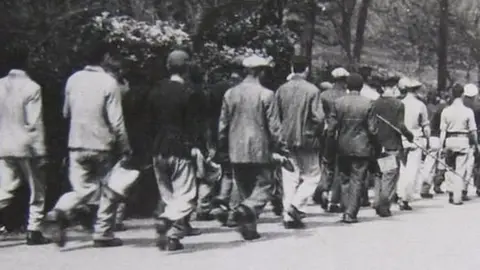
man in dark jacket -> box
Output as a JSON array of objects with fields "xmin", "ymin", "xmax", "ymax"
[
  {"xmin": 372, "ymin": 77, "xmax": 414, "ymax": 217},
  {"xmin": 326, "ymin": 73, "xmax": 380, "ymax": 223},
  {"xmin": 146, "ymin": 50, "xmax": 206, "ymax": 251},
  {"xmin": 275, "ymin": 56, "xmax": 325, "ymax": 229}
]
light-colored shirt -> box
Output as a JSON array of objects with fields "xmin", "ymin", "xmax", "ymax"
[
  {"xmin": 440, "ymin": 99, "xmax": 477, "ymax": 133},
  {"xmin": 402, "ymin": 93, "xmax": 430, "ymax": 137},
  {"xmin": 360, "ymin": 84, "xmax": 380, "ymax": 100},
  {"xmin": 0, "ymin": 70, "xmax": 46, "ymax": 157},
  {"xmin": 64, "ymin": 66, "xmax": 130, "ymax": 153}
]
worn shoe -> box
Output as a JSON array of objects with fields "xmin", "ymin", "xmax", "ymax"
[
  {"xmin": 166, "ymin": 238, "xmax": 184, "ymax": 251},
  {"xmin": 26, "ymin": 231, "xmax": 51, "ymax": 246},
  {"xmin": 155, "ymin": 218, "xmax": 172, "ymax": 251},
  {"xmin": 225, "ymin": 212, "xmax": 238, "ymax": 228},
  {"xmin": 375, "ymin": 208, "xmax": 392, "ymax": 218},
  {"xmin": 44, "ymin": 209, "xmax": 68, "ymax": 247},
  {"xmin": 114, "ymin": 223, "xmax": 128, "ymax": 232},
  {"xmin": 184, "ymin": 222, "xmax": 202, "ymax": 237},
  {"xmin": 341, "ymin": 214, "xmax": 358, "ymax": 224},
  {"xmin": 462, "ymin": 190, "xmax": 470, "ymax": 201},
  {"xmin": 398, "ymin": 201, "xmax": 412, "ymax": 211},
  {"xmin": 434, "ymin": 186, "xmax": 445, "ymax": 194},
  {"xmin": 287, "ymin": 205, "xmax": 305, "ymax": 222},
  {"xmin": 448, "ymin": 192, "xmax": 454, "ymax": 204},
  {"xmin": 283, "ymin": 220, "xmax": 305, "ymax": 229},
  {"xmin": 326, "ymin": 203, "xmax": 343, "ymax": 213},
  {"xmin": 196, "ymin": 212, "xmax": 215, "ymax": 221},
  {"xmin": 420, "ymin": 193, "xmax": 434, "ymax": 199},
  {"xmin": 476, "ymin": 189, "xmax": 480, "ymax": 197},
  {"xmin": 210, "ymin": 199, "xmax": 230, "ymax": 225},
  {"xmin": 93, "ymin": 238, "xmax": 123, "ymax": 248}
]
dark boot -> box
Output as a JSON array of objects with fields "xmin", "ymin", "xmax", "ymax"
[
  {"xmin": 398, "ymin": 201, "xmax": 412, "ymax": 211},
  {"xmin": 462, "ymin": 190, "xmax": 470, "ymax": 201},
  {"xmin": 43, "ymin": 209, "xmax": 68, "ymax": 247},
  {"xmin": 341, "ymin": 214, "xmax": 358, "ymax": 224},
  {"xmin": 26, "ymin": 231, "xmax": 51, "ymax": 245},
  {"xmin": 155, "ymin": 217, "xmax": 172, "ymax": 251},
  {"xmin": 93, "ymin": 238, "xmax": 123, "ymax": 248},
  {"xmin": 271, "ymin": 197, "xmax": 283, "ymax": 217},
  {"xmin": 233, "ymin": 205, "xmax": 260, "ymax": 241},
  {"xmin": 420, "ymin": 193, "xmax": 434, "ymax": 199},
  {"xmin": 210, "ymin": 199, "xmax": 230, "ymax": 225},
  {"xmin": 166, "ymin": 238, "xmax": 184, "ymax": 251}
]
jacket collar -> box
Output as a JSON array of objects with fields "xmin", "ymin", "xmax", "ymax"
[
  {"xmin": 84, "ymin": 65, "xmax": 105, "ymax": 73},
  {"xmin": 8, "ymin": 69, "xmax": 27, "ymax": 77},
  {"xmin": 170, "ymin": 74, "xmax": 185, "ymax": 84}
]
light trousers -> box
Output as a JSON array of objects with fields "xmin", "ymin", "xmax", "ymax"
[
  {"xmin": 54, "ymin": 150, "xmax": 118, "ymax": 240},
  {"xmin": 464, "ymin": 147, "xmax": 475, "ymax": 191},
  {"xmin": 281, "ymin": 149, "xmax": 321, "ymax": 221},
  {"xmin": 153, "ymin": 153, "xmax": 196, "ymax": 239},
  {"xmin": 0, "ymin": 157, "xmax": 46, "ymax": 231},
  {"xmin": 445, "ymin": 151, "xmax": 469, "ymax": 203},
  {"xmin": 418, "ymin": 137, "xmax": 441, "ymax": 194},
  {"xmin": 398, "ymin": 148, "xmax": 423, "ymax": 202}
]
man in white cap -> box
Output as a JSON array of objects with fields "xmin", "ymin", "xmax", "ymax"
[
  {"xmin": 462, "ymin": 83, "xmax": 480, "ymax": 198},
  {"xmin": 275, "ymin": 56, "xmax": 325, "ymax": 229},
  {"xmin": 318, "ymin": 67, "xmax": 350, "ymax": 213},
  {"xmin": 218, "ymin": 54, "xmax": 288, "ymax": 240},
  {"xmin": 440, "ymin": 84, "xmax": 479, "ymax": 205},
  {"xmin": 397, "ymin": 77, "xmax": 430, "ymax": 210}
]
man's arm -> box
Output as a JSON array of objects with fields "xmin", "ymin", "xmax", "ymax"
[
  {"xmin": 24, "ymin": 85, "xmax": 43, "ymax": 131},
  {"xmin": 467, "ymin": 109, "xmax": 479, "ymax": 152},
  {"xmin": 420, "ymin": 103, "xmax": 431, "ymax": 139},
  {"xmin": 367, "ymin": 104, "xmax": 382, "ymax": 156},
  {"xmin": 439, "ymin": 110, "xmax": 447, "ymax": 150},
  {"xmin": 63, "ymin": 79, "xmax": 71, "ymax": 119},
  {"xmin": 310, "ymin": 90, "xmax": 325, "ymax": 136},
  {"xmin": 265, "ymin": 91, "xmax": 288, "ymax": 156},
  {"xmin": 217, "ymin": 95, "xmax": 230, "ymax": 163},
  {"xmin": 106, "ymin": 82, "xmax": 131, "ymax": 155},
  {"xmin": 397, "ymin": 103, "xmax": 414, "ymax": 142}
]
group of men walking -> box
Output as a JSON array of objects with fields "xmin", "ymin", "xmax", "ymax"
[{"xmin": 1, "ymin": 45, "xmax": 480, "ymax": 252}]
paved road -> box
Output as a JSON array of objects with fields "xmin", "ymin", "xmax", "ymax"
[{"xmin": 2, "ymin": 193, "xmax": 480, "ymax": 270}]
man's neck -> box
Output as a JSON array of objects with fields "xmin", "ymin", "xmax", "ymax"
[
  {"xmin": 170, "ymin": 74, "xmax": 185, "ymax": 84},
  {"xmin": 452, "ymin": 98, "xmax": 463, "ymax": 105},
  {"xmin": 244, "ymin": 75, "xmax": 260, "ymax": 84}
]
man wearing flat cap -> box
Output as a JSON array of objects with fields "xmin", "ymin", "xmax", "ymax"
[
  {"xmin": 462, "ymin": 84, "xmax": 480, "ymax": 198},
  {"xmin": 319, "ymin": 67, "xmax": 350, "ymax": 213},
  {"xmin": 326, "ymin": 73, "xmax": 380, "ymax": 223},
  {"xmin": 396, "ymin": 77, "xmax": 430, "ymax": 211},
  {"xmin": 218, "ymin": 54, "xmax": 288, "ymax": 240}
]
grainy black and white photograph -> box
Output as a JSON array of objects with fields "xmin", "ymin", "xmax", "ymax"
[{"xmin": 0, "ymin": 0, "xmax": 479, "ymax": 269}]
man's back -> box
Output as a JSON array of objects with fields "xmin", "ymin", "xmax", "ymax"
[
  {"xmin": 276, "ymin": 76, "xmax": 324, "ymax": 149},
  {"xmin": 402, "ymin": 94, "xmax": 429, "ymax": 137},
  {"xmin": 320, "ymin": 86, "xmax": 346, "ymax": 117},
  {"xmin": 0, "ymin": 70, "xmax": 45, "ymax": 157},
  {"xmin": 373, "ymin": 97, "xmax": 405, "ymax": 151},
  {"xmin": 329, "ymin": 93, "xmax": 377, "ymax": 157},
  {"xmin": 65, "ymin": 66, "xmax": 126, "ymax": 152},
  {"xmin": 221, "ymin": 78, "xmax": 282, "ymax": 163},
  {"xmin": 148, "ymin": 79, "xmax": 204, "ymax": 158}
]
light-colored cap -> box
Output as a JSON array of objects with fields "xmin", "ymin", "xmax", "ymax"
[
  {"xmin": 464, "ymin": 83, "xmax": 479, "ymax": 97},
  {"xmin": 331, "ymin": 67, "xmax": 350, "ymax": 78},
  {"xmin": 397, "ymin": 77, "xmax": 422, "ymax": 90},
  {"xmin": 242, "ymin": 55, "xmax": 272, "ymax": 68},
  {"xmin": 319, "ymin": 81, "xmax": 333, "ymax": 90}
]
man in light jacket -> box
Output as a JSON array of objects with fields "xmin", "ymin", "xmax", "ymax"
[
  {"xmin": 45, "ymin": 43, "xmax": 131, "ymax": 248},
  {"xmin": 0, "ymin": 46, "xmax": 51, "ymax": 245}
]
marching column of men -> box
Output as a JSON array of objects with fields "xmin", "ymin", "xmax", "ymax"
[{"xmin": 2, "ymin": 46, "xmax": 480, "ymax": 250}]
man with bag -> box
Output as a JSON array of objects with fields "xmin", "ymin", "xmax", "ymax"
[{"xmin": 45, "ymin": 43, "xmax": 132, "ymax": 248}]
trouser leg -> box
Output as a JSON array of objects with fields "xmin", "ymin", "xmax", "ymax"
[
  {"xmin": 196, "ymin": 180, "xmax": 214, "ymax": 215},
  {"xmin": 153, "ymin": 154, "xmax": 196, "ymax": 239},
  {"xmin": 281, "ymin": 152, "xmax": 301, "ymax": 222},
  {"xmin": 0, "ymin": 159, "xmax": 23, "ymax": 212},
  {"xmin": 330, "ymin": 161, "xmax": 342, "ymax": 205},
  {"xmin": 115, "ymin": 202, "xmax": 127, "ymax": 224},
  {"xmin": 217, "ymin": 164, "xmax": 234, "ymax": 202},
  {"xmin": 340, "ymin": 157, "xmax": 369, "ymax": 218},
  {"xmin": 290, "ymin": 149, "xmax": 321, "ymax": 213},
  {"xmin": 375, "ymin": 153, "xmax": 400, "ymax": 213},
  {"xmin": 420, "ymin": 149, "xmax": 438, "ymax": 194},
  {"xmin": 398, "ymin": 148, "xmax": 422, "ymax": 202},
  {"xmin": 464, "ymin": 148, "xmax": 475, "ymax": 192},
  {"xmin": 19, "ymin": 158, "xmax": 47, "ymax": 231}
]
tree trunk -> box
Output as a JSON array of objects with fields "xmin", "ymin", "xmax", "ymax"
[
  {"xmin": 340, "ymin": 0, "xmax": 357, "ymax": 64},
  {"xmin": 437, "ymin": 0, "xmax": 448, "ymax": 92},
  {"xmin": 352, "ymin": 0, "xmax": 371, "ymax": 63},
  {"xmin": 305, "ymin": 0, "xmax": 316, "ymax": 79}
]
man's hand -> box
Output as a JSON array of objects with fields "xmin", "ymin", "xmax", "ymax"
[
  {"xmin": 206, "ymin": 147, "xmax": 216, "ymax": 162},
  {"xmin": 404, "ymin": 131, "xmax": 414, "ymax": 143},
  {"xmin": 272, "ymin": 153, "xmax": 295, "ymax": 172}
]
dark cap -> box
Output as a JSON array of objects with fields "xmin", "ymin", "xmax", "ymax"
[{"xmin": 347, "ymin": 73, "xmax": 364, "ymax": 91}]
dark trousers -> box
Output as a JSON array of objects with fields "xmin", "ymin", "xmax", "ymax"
[
  {"xmin": 337, "ymin": 156, "xmax": 369, "ymax": 218},
  {"xmin": 232, "ymin": 163, "xmax": 274, "ymax": 230},
  {"xmin": 373, "ymin": 152, "xmax": 400, "ymax": 213}
]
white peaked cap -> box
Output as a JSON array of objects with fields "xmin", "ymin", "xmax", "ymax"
[
  {"xmin": 242, "ymin": 55, "xmax": 272, "ymax": 68},
  {"xmin": 331, "ymin": 67, "xmax": 350, "ymax": 78},
  {"xmin": 464, "ymin": 83, "xmax": 479, "ymax": 97}
]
